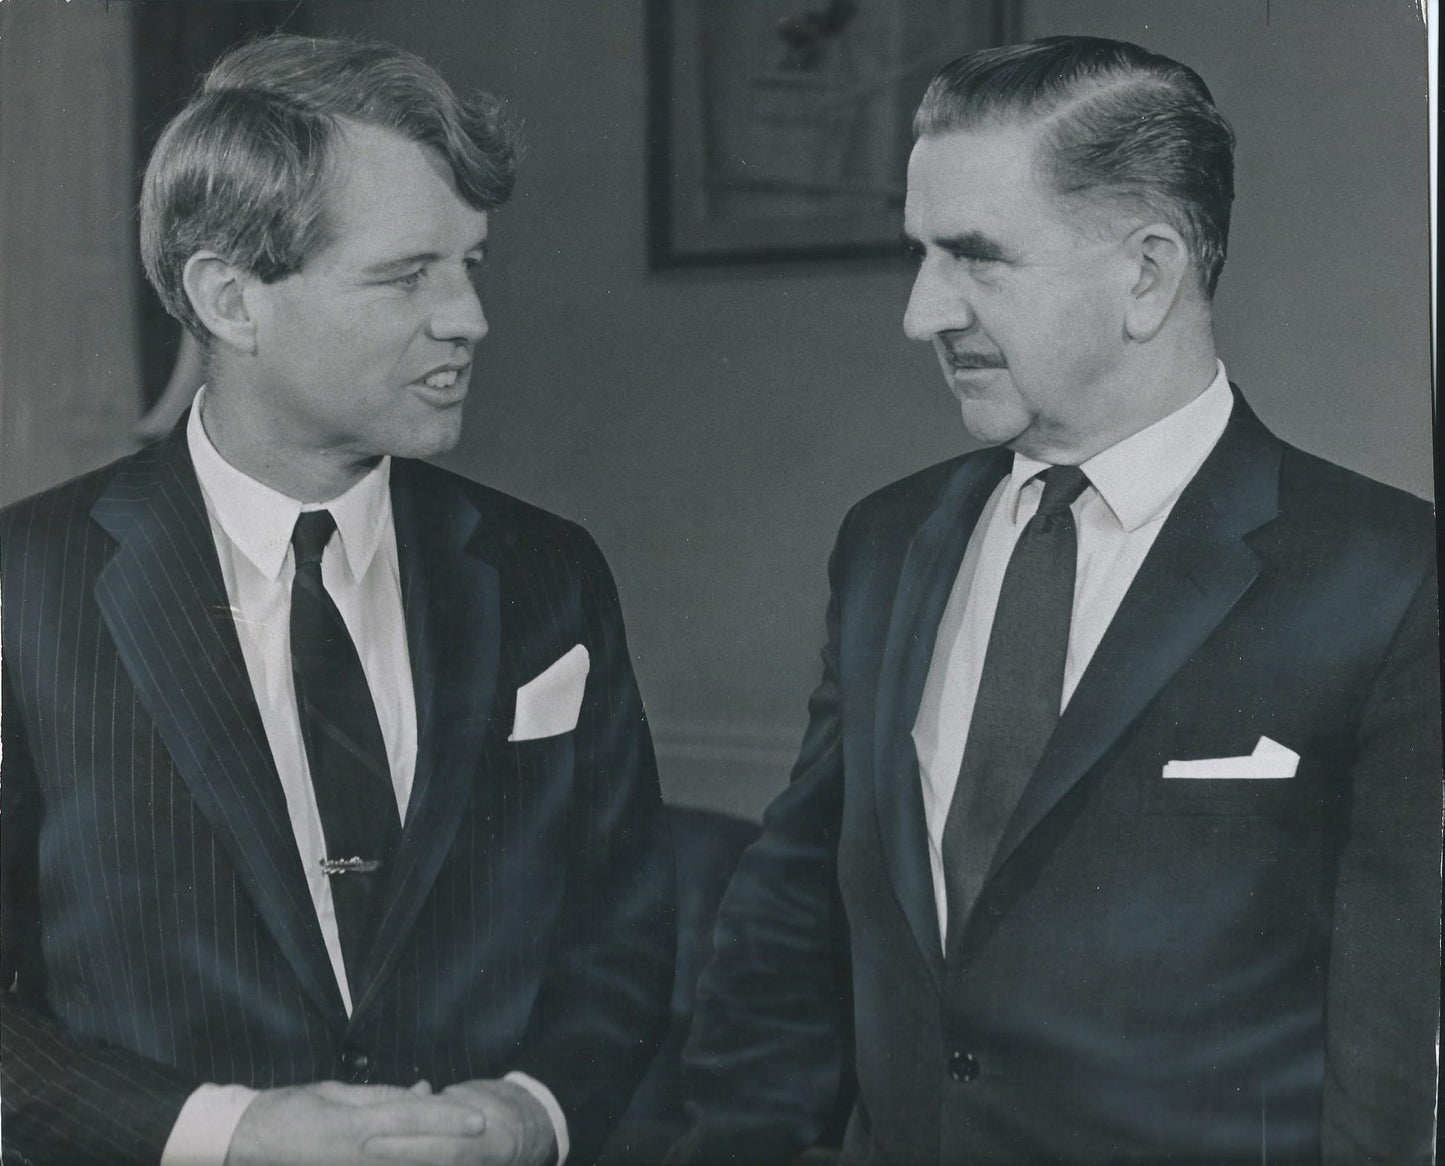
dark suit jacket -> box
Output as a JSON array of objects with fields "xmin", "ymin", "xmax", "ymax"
[
  {"xmin": 675, "ymin": 392, "xmax": 1440, "ymax": 1165},
  {"xmin": 0, "ymin": 422, "xmax": 676, "ymax": 1166}
]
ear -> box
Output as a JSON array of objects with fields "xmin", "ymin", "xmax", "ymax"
[
  {"xmin": 181, "ymin": 252, "xmax": 257, "ymax": 354},
  {"xmin": 1121, "ymin": 223, "xmax": 1190, "ymax": 342}
]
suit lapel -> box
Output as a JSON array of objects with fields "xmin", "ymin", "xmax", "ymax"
[
  {"xmin": 986, "ymin": 393, "xmax": 1284, "ymax": 886},
  {"xmin": 872, "ymin": 448, "xmax": 1011, "ymax": 988},
  {"xmin": 90, "ymin": 426, "xmax": 347, "ymax": 1025},
  {"xmin": 350, "ymin": 461, "xmax": 500, "ymax": 1021}
]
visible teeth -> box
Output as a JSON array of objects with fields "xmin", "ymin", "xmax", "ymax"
[{"xmin": 423, "ymin": 369, "xmax": 459, "ymax": 389}]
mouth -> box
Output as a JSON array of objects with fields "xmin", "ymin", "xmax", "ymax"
[
  {"xmin": 422, "ymin": 365, "xmax": 465, "ymax": 389},
  {"xmin": 942, "ymin": 351, "xmax": 1006, "ymax": 373},
  {"xmin": 413, "ymin": 363, "xmax": 471, "ymax": 401}
]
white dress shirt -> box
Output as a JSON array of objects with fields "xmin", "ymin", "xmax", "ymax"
[
  {"xmin": 162, "ymin": 391, "xmax": 568, "ymax": 1164},
  {"xmin": 911, "ymin": 364, "xmax": 1235, "ymax": 950}
]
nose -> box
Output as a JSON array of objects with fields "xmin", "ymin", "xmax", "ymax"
[
  {"xmin": 903, "ymin": 256, "xmax": 971, "ymax": 342},
  {"xmin": 428, "ymin": 270, "xmax": 488, "ymax": 346}
]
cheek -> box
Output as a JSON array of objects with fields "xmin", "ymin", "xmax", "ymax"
[
  {"xmin": 1063, "ymin": 272, "xmax": 1123, "ymax": 333},
  {"xmin": 273, "ymin": 305, "xmax": 357, "ymax": 377},
  {"xmin": 352, "ymin": 308, "xmax": 429, "ymax": 376},
  {"xmin": 1028, "ymin": 287, "xmax": 1113, "ymax": 363}
]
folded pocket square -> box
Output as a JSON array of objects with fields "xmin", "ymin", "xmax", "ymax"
[
  {"xmin": 509, "ymin": 644, "xmax": 590, "ymax": 742},
  {"xmin": 1163, "ymin": 736, "xmax": 1299, "ymax": 779}
]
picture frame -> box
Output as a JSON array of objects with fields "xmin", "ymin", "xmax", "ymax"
[{"xmin": 647, "ymin": 0, "xmax": 1017, "ymax": 267}]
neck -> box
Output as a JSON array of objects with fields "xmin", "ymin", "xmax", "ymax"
[
  {"xmin": 199, "ymin": 387, "xmax": 378, "ymax": 503},
  {"xmin": 1128, "ymin": 298, "xmax": 1220, "ymax": 419},
  {"xmin": 1017, "ymin": 334, "xmax": 1219, "ymax": 464},
  {"xmin": 1113, "ymin": 337, "xmax": 1220, "ymax": 443}
]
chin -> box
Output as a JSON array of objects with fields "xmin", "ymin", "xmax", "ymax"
[
  {"xmin": 415, "ymin": 407, "xmax": 468, "ymax": 455},
  {"xmin": 957, "ymin": 401, "xmax": 1031, "ymax": 449}
]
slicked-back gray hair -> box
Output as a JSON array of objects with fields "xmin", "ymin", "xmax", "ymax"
[
  {"xmin": 140, "ymin": 34, "xmax": 523, "ymax": 340},
  {"xmin": 915, "ymin": 36, "xmax": 1235, "ymax": 298}
]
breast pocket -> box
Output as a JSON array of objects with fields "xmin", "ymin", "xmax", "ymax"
[
  {"xmin": 467, "ymin": 732, "xmax": 576, "ymax": 863},
  {"xmin": 488, "ymin": 730, "xmax": 576, "ymax": 789},
  {"xmin": 1140, "ymin": 759, "xmax": 1316, "ymax": 817},
  {"xmin": 1143, "ymin": 773, "xmax": 1304, "ymax": 816}
]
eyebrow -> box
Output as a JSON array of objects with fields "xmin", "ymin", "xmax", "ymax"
[
  {"xmin": 361, "ymin": 237, "xmax": 489, "ymax": 278},
  {"xmin": 901, "ymin": 229, "xmax": 1005, "ymax": 262}
]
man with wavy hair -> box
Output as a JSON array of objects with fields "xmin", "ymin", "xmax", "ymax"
[
  {"xmin": 674, "ymin": 36, "xmax": 1438, "ymax": 1165},
  {"xmin": 1, "ymin": 35, "xmax": 674, "ymax": 1166}
]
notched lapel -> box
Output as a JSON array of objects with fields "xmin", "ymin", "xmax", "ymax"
[
  {"xmin": 987, "ymin": 395, "xmax": 1285, "ymax": 885},
  {"xmin": 873, "ymin": 449, "xmax": 1011, "ymax": 985},
  {"xmin": 90, "ymin": 429, "xmax": 347, "ymax": 1025},
  {"xmin": 352, "ymin": 462, "xmax": 500, "ymax": 1020}
]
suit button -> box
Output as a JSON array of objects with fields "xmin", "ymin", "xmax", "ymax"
[
  {"xmin": 342, "ymin": 1050, "xmax": 372, "ymax": 1082},
  {"xmin": 948, "ymin": 1051, "xmax": 979, "ymax": 1083}
]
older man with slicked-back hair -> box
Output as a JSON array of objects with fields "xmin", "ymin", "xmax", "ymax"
[
  {"xmin": 1, "ymin": 34, "xmax": 674, "ymax": 1166},
  {"xmin": 673, "ymin": 36, "xmax": 1439, "ymax": 1166}
]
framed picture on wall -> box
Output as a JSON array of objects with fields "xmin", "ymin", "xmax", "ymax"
[{"xmin": 647, "ymin": 0, "xmax": 1017, "ymax": 267}]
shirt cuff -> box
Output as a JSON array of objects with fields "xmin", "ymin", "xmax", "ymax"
[
  {"xmin": 159, "ymin": 1083, "xmax": 261, "ymax": 1166},
  {"xmin": 504, "ymin": 1070, "xmax": 569, "ymax": 1166}
]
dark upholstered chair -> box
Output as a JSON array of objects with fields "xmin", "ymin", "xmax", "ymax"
[{"xmin": 596, "ymin": 805, "xmax": 761, "ymax": 1165}]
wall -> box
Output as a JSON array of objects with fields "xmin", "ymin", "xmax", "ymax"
[
  {"xmin": 312, "ymin": 0, "xmax": 1433, "ymax": 818},
  {"xmin": 0, "ymin": 1, "xmax": 143, "ymax": 504}
]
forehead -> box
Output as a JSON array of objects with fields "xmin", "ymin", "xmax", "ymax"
[
  {"xmin": 904, "ymin": 122, "xmax": 1073, "ymax": 242},
  {"xmin": 315, "ymin": 121, "xmax": 489, "ymax": 263}
]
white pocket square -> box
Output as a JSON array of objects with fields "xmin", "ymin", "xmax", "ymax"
[
  {"xmin": 1162, "ymin": 736, "xmax": 1299, "ymax": 779},
  {"xmin": 509, "ymin": 644, "xmax": 590, "ymax": 742}
]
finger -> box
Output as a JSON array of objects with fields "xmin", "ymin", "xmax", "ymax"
[
  {"xmin": 438, "ymin": 1081, "xmax": 504, "ymax": 1110},
  {"xmin": 361, "ymin": 1097, "xmax": 488, "ymax": 1138},
  {"xmin": 434, "ymin": 1093, "xmax": 520, "ymax": 1160},
  {"xmin": 439, "ymin": 1082, "xmax": 525, "ymax": 1128},
  {"xmin": 317, "ymin": 1080, "xmax": 419, "ymax": 1106},
  {"xmin": 364, "ymin": 1133, "xmax": 494, "ymax": 1165}
]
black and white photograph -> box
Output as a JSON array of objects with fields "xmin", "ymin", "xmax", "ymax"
[{"xmin": 0, "ymin": 1, "xmax": 1437, "ymax": 1164}]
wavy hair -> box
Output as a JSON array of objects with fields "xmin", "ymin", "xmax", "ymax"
[{"xmin": 140, "ymin": 34, "xmax": 523, "ymax": 339}]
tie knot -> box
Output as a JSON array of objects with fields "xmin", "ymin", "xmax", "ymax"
[
  {"xmin": 1035, "ymin": 465, "xmax": 1088, "ymax": 519},
  {"xmin": 291, "ymin": 510, "xmax": 337, "ymax": 569}
]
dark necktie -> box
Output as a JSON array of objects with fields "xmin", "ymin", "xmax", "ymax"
[
  {"xmin": 290, "ymin": 509, "xmax": 400, "ymax": 991},
  {"xmin": 942, "ymin": 464, "xmax": 1089, "ymax": 954}
]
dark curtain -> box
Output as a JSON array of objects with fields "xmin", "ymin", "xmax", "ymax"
[{"xmin": 132, "ymin": 1, "xmax": 312, "ymax": 405}]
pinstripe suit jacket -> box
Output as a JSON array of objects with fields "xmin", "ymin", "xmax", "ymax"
[{"xmin": 0, "ymin": 422, "xmax": 676, "ymax": 1166}]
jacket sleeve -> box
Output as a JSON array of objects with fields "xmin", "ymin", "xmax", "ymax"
[
  {"xmin": 1320, "ymin": 564, "xmax": 1442, "ymax": 1164},
  {"xmin": 667, "ymin": 521, "xmax": 856, "ymax": 1166},
  {"xmin": 508, "ymin": 529, "xmax": 677, "ymax": 1165},
  {"xmin": 2, "ymin": 656, "xmax": 199, "ymax": 1166}
]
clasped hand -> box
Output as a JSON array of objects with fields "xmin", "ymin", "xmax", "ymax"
[{"xmin": 226, "ymin": 1077, "xmax": 557, "ymax": 1166}]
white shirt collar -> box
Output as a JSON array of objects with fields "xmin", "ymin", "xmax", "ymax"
[
  {"xmin": 187, "ymin": 387, "xmax": 393, "ymax": 583},
  {"xmin": 1008, "ymin": 361, "xmax": 1234, "ymax": 532}
]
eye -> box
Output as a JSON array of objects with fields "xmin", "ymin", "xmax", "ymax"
[
  {"xmin": 944, "ymin": 245, "xmax": 1001, "ymax": 267},
  {"xmin": 902, "ymin": 239, "xmax": 925, "ymax": 265},
  {"xmin": 391, "ymin": 268, "xmax": 426, "ymax": 290}
]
